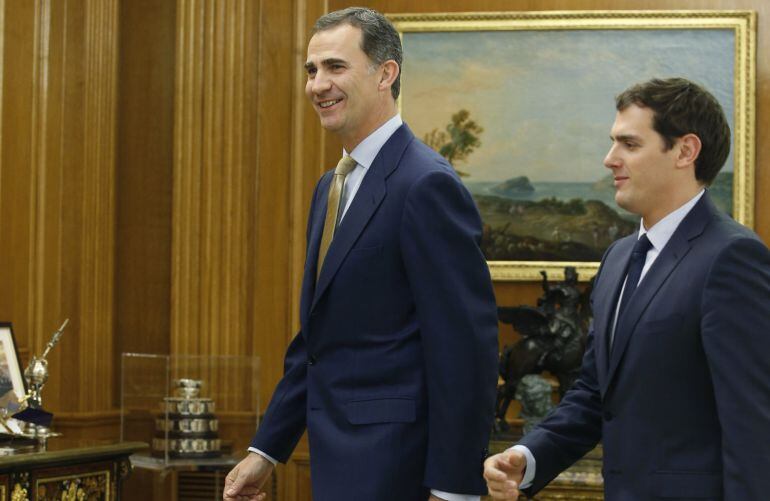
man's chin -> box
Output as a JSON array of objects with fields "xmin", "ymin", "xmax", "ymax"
[
  {"xmin": 614, "ymin": 193, "xmax": 632, "ymax": 212},
  {"xmin": 318, "ymin": 117, "xmax": 342, "ymax": 132}
]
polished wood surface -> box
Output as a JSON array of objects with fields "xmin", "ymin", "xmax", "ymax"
[{"xmin": 0, "ymin": 0, "xmax": 120, "ymax": 414}]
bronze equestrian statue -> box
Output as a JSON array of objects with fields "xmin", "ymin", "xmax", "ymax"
[{"xmin": 495, "ymin": 267, "xmax": 593, "ymax": 433}]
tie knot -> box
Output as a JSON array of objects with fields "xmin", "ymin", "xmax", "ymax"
[
  {"xmin": 335, "ymin": 155, "xmax": 357, "ymax": 176},
  {"xmin": 632, "ymin": 234, "xmax": 652, "ymax": 257}
]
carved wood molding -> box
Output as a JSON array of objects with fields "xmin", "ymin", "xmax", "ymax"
[
  {"xmin": 0, "ymin": 0, "xmax": 119, "ymax": 413},
  {"xmin": 171, "ymin": 0, "xmax": 259, "ymax": 360},
  {"xmin": 78, "ymin": 0, "xmax": 119, "ymax": 412}
]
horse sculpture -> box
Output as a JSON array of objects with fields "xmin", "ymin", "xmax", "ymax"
[{"xmin": 495, "ymin": 267, "xmax": 593, "ymax": 433}]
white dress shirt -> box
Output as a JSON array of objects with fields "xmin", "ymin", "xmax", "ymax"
[
  {"xmin": 515, "ymin": 189, "xmax": 705, "ymax": 490},
  {"xmin": 250, "ymin": 114, "xmax": 478, "ymax": 501},
  {"xmin": 338, "ymin": 113, "xmax": 403, "ymax": 221}
]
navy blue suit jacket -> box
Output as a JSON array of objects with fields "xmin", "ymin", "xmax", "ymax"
[
  {"xmin": 519, "ymin": 193, "xmax": 770, "ymax": 500},
  {"xmin": 251, "ymin": 124, "xmax": 499, "ymax": 500}
]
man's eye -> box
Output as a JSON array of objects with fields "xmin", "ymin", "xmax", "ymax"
[{"xmin": 307, "ymin": 68, "xmax": 316, "ymax": 77}]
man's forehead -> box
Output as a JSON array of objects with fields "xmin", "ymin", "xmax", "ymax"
[
  {"xmin": 611, "ymin": 105, "xmax": 654, "ymax": 135},
  {"xmin": 307, "ymin": 24, "xmax": 363, "ymax": 58}
]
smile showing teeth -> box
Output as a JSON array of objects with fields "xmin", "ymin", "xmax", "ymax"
[{"xmin": 319, "ymin": 99, "xmax": 342, "ymax": 108}]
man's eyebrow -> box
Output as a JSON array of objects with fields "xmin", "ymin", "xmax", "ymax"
[
  {"xmin": 611, "ymin": 133, "xmax": 642, "ymax": 143},
  {"xmin": 304, "ymin": 58, "xmax": 348, "ymax": 70}
]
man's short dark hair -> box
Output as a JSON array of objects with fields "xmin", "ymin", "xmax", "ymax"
[
  {"xmin": 313, "ymin": 7, "xmax": 402, "ymax": 100},
  {"xmin": 615, "ymin": 77, "xmax": 731, "ymax": 185}
]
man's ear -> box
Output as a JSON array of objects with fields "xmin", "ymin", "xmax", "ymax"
[
  {"xmin": 378, "ymin": 60, "xmax": 399, "ymax": 92},
  {"xmin": 676, "ymin": 133, "xmax": 702, "ymax": 169}
]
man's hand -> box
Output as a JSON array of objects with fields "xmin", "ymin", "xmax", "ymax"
[
  {"xmin": 223, "ymin": 452, "xmax": 274, "ymax": 500},
  {"xmin": 483, "ymin": 449, "xmax": 527, "ymax": 500}
]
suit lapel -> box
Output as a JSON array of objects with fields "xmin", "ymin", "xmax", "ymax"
[
  {"xmin": 604, "ymin": 233, "xmax": 691, "ymax": 389},
  {"xmin": 604, "ymin": 193, "xmax": 715, "ymax": 391},
  {"xmin": 310, "ymin": 124, "xmax": 414, "ymax": 313},
  {"xmin": 593, "ymin": 237, "xmax": 634, "ymax": 394},
  {"xmin": 299, "ymin": 173, "xmax": 333, "ymax": 330}
]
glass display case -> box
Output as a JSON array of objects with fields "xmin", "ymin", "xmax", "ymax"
[{"xmin": 120, "ymin": 353, "xmax": 259, "ymax": 469}]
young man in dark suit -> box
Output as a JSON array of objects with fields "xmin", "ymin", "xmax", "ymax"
[{"xmin": 485, "ymin": 77, "xmax": 770, "ymax": 500}]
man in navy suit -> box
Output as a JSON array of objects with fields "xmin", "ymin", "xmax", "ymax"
[
  {"xmin": 224, "ymin": 7, "xmax": 498, "ymax": 501},
  {"xmin": 484, "ymin": 78, "xmax": 770, "ymax": 500}
]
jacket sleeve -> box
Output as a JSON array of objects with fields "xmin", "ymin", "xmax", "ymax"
[
  {"xmin": 400, "ymin": 168, "xmax": 499, "ymax": 495},
  {"xmin": 517, "ymin": 323, "xmax": 604, "ymax": 495},
  {"xmin": 700, "ymin": 237, "xmax": 770, "ymax": 499},
  {"xmin": 517, "ymin": 243, "xmax": 616, "ymax": 495}
]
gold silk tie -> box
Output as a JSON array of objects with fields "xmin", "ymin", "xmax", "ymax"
[{"xmin": 317, "ymin": 155, "xmax": 357, "ymax": 279}]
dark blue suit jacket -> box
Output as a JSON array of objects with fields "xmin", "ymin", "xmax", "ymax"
[
  {"xmin": 251, "ymin": 124, "xmax": 499, "ymax": 500},
  {"xmin": 520, "ymin": 193, "xmax": 770, "ymax": 500}
]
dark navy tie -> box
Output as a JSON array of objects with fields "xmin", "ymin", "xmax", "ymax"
[{"xmin": 616, "ymin": 234, "xmax": 653, "ymax": 322}]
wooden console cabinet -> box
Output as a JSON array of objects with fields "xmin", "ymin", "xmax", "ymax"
[{"xmin": 0, "ymin": 441, "xmax": 146, "ymax": 500}]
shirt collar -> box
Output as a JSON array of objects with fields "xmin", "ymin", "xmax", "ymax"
[
  {"xmin": 343, "ymin": 114, "xmax": 403, "ymax": 169},
  {"xmin": 638, "ymin": 189, "xmax": 705, "ymax": 251}
]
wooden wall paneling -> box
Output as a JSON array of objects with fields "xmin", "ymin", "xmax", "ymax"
[
  {"xmin": 35, "ymin": 0, "xmax": 70, "ymax": 413},
  {"xmin": 289, "ymin": 0, "xmax": 330, "ymax": 336},
  {"xmin": 0, "ymin": 0, "xmax": 120, "ymax": 417},
  {"xmin": 171, "ymin": 0, "xmax": 260, "ymax": 412},
  {"xmin": 77, "ymin": 0, "xmax": 119, "ymax": 412},
  {"xmin": 284, "ymin": 451, "xmax": 312, "ymax": 501},
  {"xmin": 253, "ymin": 0, "xmax": 295, "ymax": 406},
  {"xmin": 0, "ymin": 0, "xmax": 39, "ymax": 372},
  {"xmin": 172, "ymin": 0, "xmax": 206, "ymax": 357},
  {"xmin": 114, "ymin": 0, "xmax": 176, "ymax": 393}
]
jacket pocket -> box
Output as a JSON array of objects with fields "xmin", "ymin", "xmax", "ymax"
[
  {"xmin": 344, "ymin": 397, "xmax": 416, "ymax": 425},
  {"xmin": 347, "ymin": 244, "xmax": 383, "ymax": 259},
  {"xmin": 651, "ymin": 470, "xmax": 722, "ymax": 498}
]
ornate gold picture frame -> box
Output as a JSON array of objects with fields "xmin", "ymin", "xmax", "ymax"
[{"xmin": 390, "ymin": 11, "xmax": 756, "ymax": 281}]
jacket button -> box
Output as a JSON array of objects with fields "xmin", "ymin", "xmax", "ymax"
[
  {"xmin": 603, "ymin": 411, "xmax": 614, "ymax": 421},
  {"xmin": 308, "ymin": 356, "xmax": 317, "ymax": 366}
]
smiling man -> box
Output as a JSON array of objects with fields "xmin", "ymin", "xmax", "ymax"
[
  {"xmin": 223, "ymin": 7, "xmax": 498, "ymax": 501},
  {"xmin": 484, "ymin": 78, "xmax": 770, "ymax": 500}
]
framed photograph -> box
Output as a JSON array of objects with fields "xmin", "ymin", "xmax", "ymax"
[
  {"xmin": 0, "ymin": 323, "xmax": 26, "ymax": 415},
  {"xmin": 390, "ymin": 10, "xmax": 756, "ymax": 281}
]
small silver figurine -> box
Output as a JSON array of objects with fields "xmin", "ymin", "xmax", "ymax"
[
  {"xmin": 23, "ymin": 319, "xmax": 69, "ymax": 410},
  {"xmin": 11, "ymin": 319, "xmax": 69, "ymax": 448}
]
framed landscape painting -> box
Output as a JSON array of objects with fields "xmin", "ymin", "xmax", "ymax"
[{"xmin": 390, "ymin": 11, "xmax": 756, "ymax": 280}]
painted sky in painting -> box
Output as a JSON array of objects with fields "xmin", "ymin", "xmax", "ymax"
[{"xmin": 401, "ymin": 29, "xmax": 734, "ymax": 183}]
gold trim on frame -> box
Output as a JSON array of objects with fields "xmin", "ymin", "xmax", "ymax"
[{"xmin": 390, "ymin": 10, "xmax": 756, "ymax": 281}]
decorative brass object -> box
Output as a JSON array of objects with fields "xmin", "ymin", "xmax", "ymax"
[
  {"xmin": 35, "ymin": 471, "xmax": 109, "ymax": 501},
  {"xmin": 11, "ymin": 483, "xmax": 28, "ymax": 501}
]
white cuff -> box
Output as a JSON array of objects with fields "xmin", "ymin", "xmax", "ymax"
[
  {"xmin": 511, "ymin": 445, "xmax": 536, "ymax": 489},
  {"xmin": 430, "ymin": 489, "xmax": 479, "ymax": 501},
  {"xmin": 248, "ymin": 447, "xmax": 278, "ymax": 465}
]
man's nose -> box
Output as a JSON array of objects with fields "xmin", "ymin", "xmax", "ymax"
[
  {"xmin": 310, "ymin": 71, "xmax": 332, "ymax": 94},
  {"xmin": 603, "ymin": 144, "xmax": 619, "ymax": 169}
]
